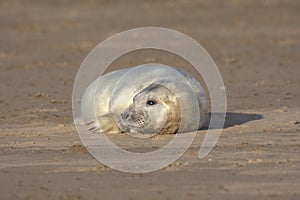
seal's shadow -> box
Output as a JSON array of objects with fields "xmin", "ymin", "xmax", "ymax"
[{"xmin": 203, "ymin": 112, "xmax": 263, "ymax": 129}]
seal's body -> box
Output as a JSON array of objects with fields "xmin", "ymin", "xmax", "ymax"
[{"xmin": 79, "ymin": 64, "xmax": 207, "ymax": 135}]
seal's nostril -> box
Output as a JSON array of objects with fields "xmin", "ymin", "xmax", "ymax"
[{"xmin": 121, "ymin": 112, "xmax": 129, "ymax": 119}]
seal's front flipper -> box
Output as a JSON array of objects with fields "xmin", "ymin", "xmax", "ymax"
[{"xmin": 97, "ymin": 114, "xmax": 121, "ymax": 134}]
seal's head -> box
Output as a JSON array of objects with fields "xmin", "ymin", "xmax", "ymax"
[{"xmin": 120, "ymin": 83, "xmax": 181, "ymax": 136}]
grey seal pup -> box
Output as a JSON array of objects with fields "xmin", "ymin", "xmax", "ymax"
[{"xmin": 78, "ymin": 64, "xmax": 207, "ymax": 136}]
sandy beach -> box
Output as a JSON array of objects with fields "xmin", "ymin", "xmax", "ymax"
[{"xmin": 0, "ymin": 0, "xmax": 299, "ymax": 199}]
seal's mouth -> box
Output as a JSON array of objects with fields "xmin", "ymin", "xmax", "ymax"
[
  {"xmin": 132, "ymin": 114, "xmax": 148, "ymax": 127},
  {"xmin": 120, "ymin": 109, "xmax": 151, "ymax": 128}
]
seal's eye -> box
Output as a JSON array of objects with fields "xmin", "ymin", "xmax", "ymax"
[{"xmin": 146, "ymin": 100, "xmax": 156, "ymax": 106}]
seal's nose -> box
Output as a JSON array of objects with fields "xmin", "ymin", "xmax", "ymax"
[{"xmin": 121, "ymin": 112, "xmax": 129, "ymax": 119}]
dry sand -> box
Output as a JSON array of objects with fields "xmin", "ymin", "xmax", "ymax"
[{"xmin": 0, "ymin": 0, "xmax": 299, "ymax": 199}]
